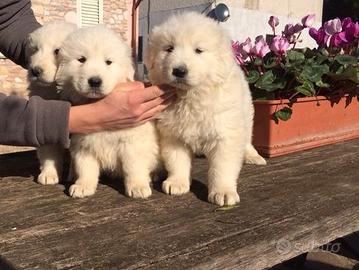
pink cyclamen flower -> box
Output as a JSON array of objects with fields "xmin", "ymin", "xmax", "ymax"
[
  {"xmin": 330, "ymin": 33, "xmax": 346, "ymax": 47},
  {"xmin": 251, "ymin": 36, "xmax": 270, "ymax": 58},
  {"xmin": 283, "ymin": 23, "xmax": 303, "ymax": 39},
  {"xmin": 342, "ymin": 22, "xmax": 359, "ymax": 42},
  {"xmin": 231, "ymin": 40, "xmax": 240, "ymax": 52},
  {"xmin": 271, "ymin": 36, "xmax": 290, "ymax": 55},
  {"xmin": 309, "ymin": 27, "xmax": 330, "ymax": 47},
  {"xmin": 238, "ymin": 37, "xmax": 253, "ymax": 57},
  {"xmin": 283, "ymin": 23, "xmax": 294, "ymax": 36},
  {"xmin": 293, "ymin": 23, "xmax": 304, "ymax": 33},
  {"xmin": 324, "ymin": 18, "xmax": 342, "ymax": 35},
  {"xmin": 235, "ymin": 54, "xmax": 245, "ymax": 65},
  {"xmin": 341, "ymin": 17, "xmax": 353, "ymax": 30},
  {"xmin": 231, "ymin": 40, "xmax": 246, "ymax": 65},
  {"xmin": 268, "ymin": 16, "xmax": 279, "ymax": 33},
  {"xmin": 301, "ymin": 14, "xmax": 315, "ymax": 28}
]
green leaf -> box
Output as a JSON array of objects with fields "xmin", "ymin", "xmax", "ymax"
[
  {"xmin": 335, "ymin": 66, "xmax": 345, "ymax": 75},
  {"xmin": 334, "ymin": 54, "xmax": 357, "ymax": 65},
  {"xmin": 263, "ymin": 56, "xmax": 278, "ymax": 69},
  {"xmin": 317, "ymin": 48, "xmax": 330, "ymax": 56},
  {"xmin": 254, "ymin": 70, "xmax": 287, "ymax": 92},
  {"xmin": 255, "ymin": 70, "xmax": 274, "ymax": 89},
  {"xmin": 315, "ymin": 80, "xmax": 330, "ymax": 88},
  {"xmin": 295, "ymin": 81, "xmax": 315, "ymax": 96},
  {"xmin": 246, "ymin": 70, "xmax": 260, "ymax": 84},
  {"xmin": 287, "ymin": 50, "xmax": 305, "ymax": 63},
  {"xmin": 254, "ymin": 57, "xmax": 263, "ymax": 66},
  {"xmin": 315, "ymin": 53, "xmax": 329, "ymax": 64},
  {"xmin": 300, "ymin": 64, "xmax": 329, "ymax": 83},
  {"xmin": 251, "ymin": 89, "xmax": 276, "ymax": 100},
  {"xmin": 353, "ymin": 48, "xmax": 359, "ymax": 58},
  {"xmin": 273, "ymin": 107, "xmax": 292, "ymax": 122},
  {"xmin": 330, "ymin": 65, "xmax": 359, "ymax": 83}
]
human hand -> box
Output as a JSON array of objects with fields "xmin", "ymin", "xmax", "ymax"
[{"xmin": 68, "ymin": 81, "xmax": 175, "ymax": 134}]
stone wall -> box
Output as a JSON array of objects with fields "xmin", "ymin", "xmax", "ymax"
[{"xmin": 0, "ymin": 0, "xmax": 130, "ymax": 97}]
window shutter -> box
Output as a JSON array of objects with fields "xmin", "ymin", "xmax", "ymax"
[{"xmin": 78, "ymin": 0, "xmax": 103, "ymax": 27}]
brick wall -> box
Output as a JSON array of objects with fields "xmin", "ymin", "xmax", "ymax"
[{"xmin": 0, "ymin": 0, "xmax": 131, "ymax": 97}]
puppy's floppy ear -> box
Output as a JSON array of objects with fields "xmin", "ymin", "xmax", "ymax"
[
  {"xmin": 144, "ymin": 40, "xmax": 155, "ymax": 71},
  {"xmin": 126, "ymin": 63, "xmax": 135, "ymax": 81},
  {"xmin": 54, "ymin": 60, "xmax": 67, "ymax": 88},
  {"xmin": 144, "ymin": 28, "xmax": 160, "ymax": 71}
]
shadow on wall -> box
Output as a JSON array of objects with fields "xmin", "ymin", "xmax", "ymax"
[{"xmin": 323, "ymin": 0, "xmax": 359, "ymax": 22}]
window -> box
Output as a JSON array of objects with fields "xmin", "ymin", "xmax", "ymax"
[{"xmin": 77, "ymin": 0, "xmax": 103, "ymax": 27}]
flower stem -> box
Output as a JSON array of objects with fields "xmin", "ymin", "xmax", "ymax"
[{"xmin": 292, "ymin": 31, "xmax": 302, "ymax": 49}]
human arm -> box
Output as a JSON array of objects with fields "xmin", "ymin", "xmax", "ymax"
[
  {"xmin": 0, "ymin": 93, "xmax": 71, "ymax": 147},
  {"xmin": 0, "ymin": 0, "xmax": 41, "ymax": 68},
  {"xmin": 0, "ymin": 82, "xmax": 173, "ymax": 147}
]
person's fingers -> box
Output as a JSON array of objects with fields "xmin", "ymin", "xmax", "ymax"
[
  {"xmin": 134, "ymin": 85, "xmax": 176, "ymax": 103},
  {"xmin": 138, "ymin": 98, "xmax": 173, "ymax": 121},
  {"xmin": 114, "ymin": 81, "xmax": 145, "ymax": 92},
  {"xmin": 139, "ymin": 92, "xmax": 175, "ymax": 113}
]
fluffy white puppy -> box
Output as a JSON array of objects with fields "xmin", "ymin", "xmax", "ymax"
[
  {"xmin": 56, "ymin": 25, "xmax": 159, "ymax": 198},
  {"xmin": 28, "ymin": 21, "xmax": 76, "ymax": 185},
  {"xmin": 145, "ymin": 12, "xmax": 266, "ymax": 206}
]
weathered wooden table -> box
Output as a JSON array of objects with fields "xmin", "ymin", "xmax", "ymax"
[{"xmin": 1, "ymin": 140, "xmax": 359, "ymax": 270}]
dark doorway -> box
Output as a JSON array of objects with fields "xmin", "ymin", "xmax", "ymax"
[{"xmin": 322, "ymin": 0, "xmax": 359, "ymax": 23}]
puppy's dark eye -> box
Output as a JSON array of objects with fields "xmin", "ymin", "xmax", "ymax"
[
  {"xmin": 195, "ymin": 48, "xmax": 203, "ymax": 54},
  {"xmin": 165, "ymin": 46, "xmax": 174, "ymax": 53},
  {"xmin": 32, "ymin": 46, "xmax": 39, "ymax": 53},
  {"xmin": 78, "ymin": 56, "xmax": 86, "ymax": 63},
  {"xmin": 106, "ymin": 60, "xmax": 112, "ymax": 65},
  {"xmin": 54, "ymin": 48, "xmax": 60, "ymax": 55}
]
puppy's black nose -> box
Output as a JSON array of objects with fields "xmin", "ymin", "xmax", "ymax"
[
  {"xmin": 88, "ymin": 76, "xmax": 102, "ymax": 88},
  {"xmin": 172, "ymin": 66, "xmax": 188, "ymax": 78},
  {"xmin": 31, "ymin": 67, "xmax": 43, "ymax": 77}
]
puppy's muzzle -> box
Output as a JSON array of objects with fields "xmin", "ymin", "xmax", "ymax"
[
  {"xmin": 88, "ymin": 76, "xmax": 102, "ymax": 88},
  {"xmin": 172, "ymin": 66, "xmax": 188, "ymax": 78},
  {"xmin": 30, "ymin": 66, "xmax": 43, "ymax": 78}
]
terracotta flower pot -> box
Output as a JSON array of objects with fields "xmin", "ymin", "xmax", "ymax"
[{"xmin": 252, "ymin": 95, "xmax": 359, "ymax": 157}]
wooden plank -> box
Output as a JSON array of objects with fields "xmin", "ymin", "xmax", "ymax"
[{"xmin": 0, "ymin": 140, "xmax": 359, "ymax": 270}]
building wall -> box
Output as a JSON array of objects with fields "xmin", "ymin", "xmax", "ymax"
[
  {"xmin": 222, "ymin": 0, "xmax": 323, "ymax": 48},
  {"xmin": 0, "ymin": 0, "xmax": 130, "ymax": 97},
  {"xmin": 223, "ymin": 0, "xmax": 323, "ymax": 21}
]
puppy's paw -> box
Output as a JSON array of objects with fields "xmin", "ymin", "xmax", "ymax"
[
  {"xmin": 37, "ymin": 167, "xmax": 60, "ymax": 185},
  {"xmin": 208, "ymin": 189, "xmax": 240, "ymax": 206},
  {"xmin": 126, "ymin": 184, "xmax": 152, "ymax": 199},
  {"xmin": 244, "ymin": 154, "xmax": 267, "ymax": 165},
  {"xmin": 162, "ymin": 179, "xmax": 190, "ymax": 195},
  {"xmin": 69, "ymin": 183, "xmax": 96, "ymax": 198}
]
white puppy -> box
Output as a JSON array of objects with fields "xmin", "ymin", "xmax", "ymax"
[
  {"xmin": 56, "ymin": 25, "xmax": 159, "ymax": 198},
  {"xmin": 28, "ymin": 21, "xmax": 76, "ymax": 185},
  {"xmin": 145, "ymin": 12, "xmax": 266, "ymax": 206}
]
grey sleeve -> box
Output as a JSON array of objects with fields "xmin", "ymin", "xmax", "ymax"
[
  {"xmin": 0, "ymin": 0, "xmax": 71, "ymax": 147},
  {"xmin": 0, "ymin": 93, "xmax": 71, "ymax": 147},
  {"xmin": 0, "ymin": 0, "xmax": 41, "ymax": 68}
]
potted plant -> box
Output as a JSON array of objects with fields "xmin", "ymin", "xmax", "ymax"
[{"xmin": 232, "ymin": 15, "xmax": 359, "ymax": 157}]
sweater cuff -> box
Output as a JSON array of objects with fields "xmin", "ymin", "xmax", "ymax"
[{"xmin": 32, "ymin": 97, "xmax": 71, "ymax": 148}]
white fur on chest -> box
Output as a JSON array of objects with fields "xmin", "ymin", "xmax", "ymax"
[
  {"xmin": 71, "ymin": 122, "xmax": 159, "ymax": 172},
  {"xmin": 158, "ymin": 87, "xmax": 244, "ymax": 154}
]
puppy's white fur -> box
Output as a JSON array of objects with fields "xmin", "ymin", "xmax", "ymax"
[
  {"xmin": 145, "ymin": 12, "xmax": 266, "ymax": 206},
  {"xmin": 56, "ymin": 25, "xmax": 159, "ymax": 198},
  {"xmin": 28, "ymin": 21, "xmax": 76, "ymax": 185}
]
